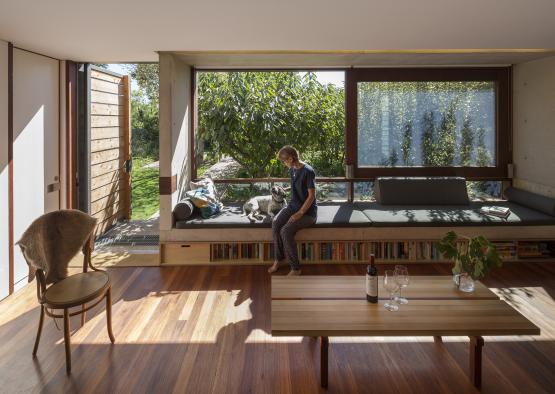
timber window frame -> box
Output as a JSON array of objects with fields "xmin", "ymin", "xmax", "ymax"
[{"xmin": 345, "ymin": 67, "xmax": 512, "ymax": 180}]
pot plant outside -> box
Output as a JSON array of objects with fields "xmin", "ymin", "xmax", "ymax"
[{"xmin": 438, "ymin": 231, "xmax": 503, "ymax": 292}]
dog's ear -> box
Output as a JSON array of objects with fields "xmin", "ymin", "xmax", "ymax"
[{"xmin": 282, "ymin": 186, "xmax": 291, "ymax": 192}]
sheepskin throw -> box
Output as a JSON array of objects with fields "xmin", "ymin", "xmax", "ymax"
[{"xmin": 17, "ymin": 210, "xmax": 97, "ymax": 284}]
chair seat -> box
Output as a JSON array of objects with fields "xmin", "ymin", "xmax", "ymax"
[{"xmin": 43, "ymin": 271, "xmax": 110, "ymax": 308}]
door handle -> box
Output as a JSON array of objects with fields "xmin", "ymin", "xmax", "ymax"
[{"xmin": 47, "ymin": 182, "xmax": 61, "ymax": 193}]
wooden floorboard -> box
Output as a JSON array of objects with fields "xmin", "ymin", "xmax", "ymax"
[{"xmin": 0, "ymin": 262, "xmax": 554, "ymax": 393}]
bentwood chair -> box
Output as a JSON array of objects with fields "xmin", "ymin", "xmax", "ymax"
[{"xmin": 28, "ymin": 229, "xmax": 115, "ymax": 374}]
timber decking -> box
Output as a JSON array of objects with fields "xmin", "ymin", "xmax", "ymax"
[{"xmin": 0, "ymin": 262, "xmax": 553, "ymax": 393}]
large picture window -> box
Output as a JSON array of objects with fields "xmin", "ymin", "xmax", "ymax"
[{"xmin": 346, "ymin": 68, "xmax": 511, "ymax": 179}]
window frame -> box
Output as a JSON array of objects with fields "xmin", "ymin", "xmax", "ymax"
[{"xmin": 345, "ymin": 67, "xmax": 512, "ymax": 180}]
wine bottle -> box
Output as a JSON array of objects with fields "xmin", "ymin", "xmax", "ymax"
[{"xmin": 366, "ymin": 254, "xmax": 378, "ymax": 303}]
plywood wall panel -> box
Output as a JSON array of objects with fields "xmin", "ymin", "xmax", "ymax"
[
  {"xmin": 0, "ymin": 40, "xmax": 9, "ymax": 299},
  {"xmin": 12, "ymin": 49, "xmax": 59, "ymax": 289}
]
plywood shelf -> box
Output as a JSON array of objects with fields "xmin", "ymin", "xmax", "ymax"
[{"xmin": 160, "ymin": 239, "xmax": 555, "ymax": 266}]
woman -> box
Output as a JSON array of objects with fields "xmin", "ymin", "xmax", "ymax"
[{"xmin": 268, "ymin": 146, "xmax": 317, "ymax": 276}]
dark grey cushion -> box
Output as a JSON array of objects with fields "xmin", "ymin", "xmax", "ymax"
[
  {"xmin": 175, "ymin": 203, "xmax": 371, "ymax": 229},
  {"xmin": 314, "ymin": 203, "xmax": 370, "ymax": 227},
  {"xmin": 505, "ymin": 187, "xmax": 555, "ymax": 217},
  {"xmin": 356, "ymin": 201, "xmax": 555, "ymax": 227},
  {"xmin": 374, "ymin": 177, "xmax": 469, "ymax": 205},
  {"xmin": 173, "ymin": 199, "xmax": 195, "ymax": 221}
]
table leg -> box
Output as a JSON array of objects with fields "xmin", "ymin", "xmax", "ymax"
[
  {"xmin": 469, "ymin": 336, "xmax": 484, "ymax": 389},
  {"xmin": 320, "ymin": 336, "xmax": 329, "ymax": 388},
  {"xmin": 433, "ymin": 336, "xmax": 443, "ymax": 343}
]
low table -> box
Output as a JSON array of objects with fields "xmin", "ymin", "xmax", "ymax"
[{"xmin": 271, "ymin": 276, "xmax": 540, "ymax": 389}]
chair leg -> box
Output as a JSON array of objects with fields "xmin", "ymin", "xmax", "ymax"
[
  {"xmin": 32, "ymin": 305, "xmax": 45, "ymax": 357},
  {"xmin": 106, "ymin": 287, "xmax": 115, "ymax": 343},
  {"xmin": 81, "ymin": 304, "xmax": 86, "ymax": 327},
  {"xmin": 63, "ymin": 308, "xmax": 71, "ymax": 374}
]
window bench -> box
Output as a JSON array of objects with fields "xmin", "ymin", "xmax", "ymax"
[{"xmin": 161, "ymin": 181, "xmax": 555, "ymax": 265}]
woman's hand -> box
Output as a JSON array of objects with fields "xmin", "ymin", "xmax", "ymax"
[{"xmin": 288, "ymin": 211, "xmax": 303, "ymax": 224}]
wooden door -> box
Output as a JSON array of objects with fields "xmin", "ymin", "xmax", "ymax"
[{"xmin": 88, "ymin": 66, "xmax": 131, "ymax": 235}]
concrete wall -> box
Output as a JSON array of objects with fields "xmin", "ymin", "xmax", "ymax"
[
  {"xmin": 159, "ymin": 53, "xmax": 191, "ymax": 234},
  {"xmin": 0, "ymin": 40, "xmax": 9, "ymax": 299},
  {"xmin": 513, "ymin": 55, "xmax": 555, "ymax": 198}
]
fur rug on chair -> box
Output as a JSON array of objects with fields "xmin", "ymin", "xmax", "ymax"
[{"xmin": 16, "ymin": 210, "xmax": 97, "ymax": 284}]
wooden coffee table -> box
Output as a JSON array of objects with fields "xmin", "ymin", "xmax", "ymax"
[{"xmin": 271, "ymin": 276, "xmax": 540, "ymax": 389}]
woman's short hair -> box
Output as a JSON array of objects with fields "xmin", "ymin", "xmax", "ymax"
[{"xmin": 278, "ymin": 145, "xmax": 299, "ymax": 162}]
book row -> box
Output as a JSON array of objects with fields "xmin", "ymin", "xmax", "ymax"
[{"xmin": 209, "ymin": 240, "xmax": 555, "ymax": 262}]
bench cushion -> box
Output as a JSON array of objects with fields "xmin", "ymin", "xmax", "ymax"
[
  {"xmin": 374, "ymin": 177, "xmax": 469, "ymax": 205},
  {"xmin": 175, "ymin": 203, "xmax": 371, "ymax": 229},
  {"xmin": 505, "ymin": 187, "xmax": 555, "ymax": 216},
  {"xmin": 356, "ymin": 201, "xmax": 555, "ymax": 227}
]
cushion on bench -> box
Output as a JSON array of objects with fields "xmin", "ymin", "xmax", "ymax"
[
  {"xmin": 356, "ymin": 201, "xmax": 555, "ymax": 227},
  {"xmin": 505, "ymin": 187, "xmax": 555, "ymax": 217},
  {"xmin": 175, "ymin": 203, "xmax": 371, "ymax": 229},
  {"xmin": 374, "ymin": 177, "xmax": 469, "ymax": 205}
]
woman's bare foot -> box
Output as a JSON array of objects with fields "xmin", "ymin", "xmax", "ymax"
[
  {"xmin": 268, "ymin": 261, "xmax": 282, "ymax": 274},
  {"xmin": 287, "ymin": 269, "xmax": 301, "ymax": 276}
]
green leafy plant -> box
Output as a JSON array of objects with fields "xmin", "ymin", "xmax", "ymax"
[{"xmin": 437, "ymin": 231, "xmax": 503, "ymax": 280}]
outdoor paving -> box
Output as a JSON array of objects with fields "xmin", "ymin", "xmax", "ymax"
[{"xmin": 95, "ymin": 216, "xmax": 159, "ymax": 254}]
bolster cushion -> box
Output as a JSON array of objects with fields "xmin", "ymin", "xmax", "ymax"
[
  {"xmin": 173, "ymin": 199, "xmax": 195, "ymax": 222},
  {"xmin": 374, "ymin": 177, "xmax": 469, "ymax": 205},
  {"xmin": 505, "ymin": 187, "xmax": 555, "ymax": 216}
]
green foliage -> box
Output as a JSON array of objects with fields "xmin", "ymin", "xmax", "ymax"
[
  {"xmin": 401, "ymin": 120, "xmax": 413, "ymax": 166},
  {"xmin": 122, "ymin": 64, "xmax": 160, "ymax": 160},
  {"xmin": 131, "ymin": 157, "xmax": 159, "ymax": 220},
  {"xmin": 126, "ymin": 64, "xmax": 159, "ymax": 102},
  {"xmin": 437, "ymin": 101, "xmax": 457, "ymax": 166},
  {"xmin": 387, "ymin": 149, "xmax": 398, "ymax": 167},
  {"xmin": 421, "ymin": 111, "xmax": 436, "ymax": 166},
  {"xmin": 131, "ymin": 91, "xmax": 159, "ymax": 159},
  {"xmin": 476, "ymin": 127, "xmax": 491, "ymax": 167},
  {"xmin": 197, "ymin": 72, "xmax": 344, "ymax": 177},
  {"xmin": 438, "ymin": 231, "xmax": 503, "ymax": 280},
  {"xmin": 459, "ymin": 117, "xmax": 474, "ymax": 166}
]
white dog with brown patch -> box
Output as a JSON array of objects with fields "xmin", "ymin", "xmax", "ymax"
[{"xmin": 243, "ymin": 186, "xmax": 287, "ymax": 222}]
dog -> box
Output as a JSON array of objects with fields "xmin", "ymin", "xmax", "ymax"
[{"xmin": 243, "ymin": 186, "xmax": 287, "ymax": 222}]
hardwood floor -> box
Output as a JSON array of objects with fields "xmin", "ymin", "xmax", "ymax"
[{"xmin": 0, "ymin": 262, "xmax": 554, "ymax": 393}]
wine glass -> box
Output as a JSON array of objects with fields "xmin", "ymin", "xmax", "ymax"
[
  {"xmin": 394, "ymin": 265, "xmax": 410, "ymax": 305},
  {"xmin": 383, "ymin": 270, "xmax": 400, "ymax": 311}
]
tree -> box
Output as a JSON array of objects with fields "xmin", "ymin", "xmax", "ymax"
[
  {"xmin": 401, "ymin": 120, "xmax": 413, "ymax": 166},
  {"xmin": 476, "ymin": 127, "xmax": 491, "ymax": 167},
  {"xmin": 131, "ymin": 91, "xmax": 159, "ymax": 159},
  {"xmin": 459, "ymin": 117, "xmax": 474, "ymax": 166},
  {"xmin": 197, "ymin": 72, "xmax": 343, "ymax": 177},
  {"xmin": 123, "ymin": 64, "xmax": 160, "ymax": 159},
  {"xmin": 125, "ymin": 64, "xmax": 159, "ymax": 103},
  {"xmin": 421, "ymin": 111, "xmax": 436, "ymax": 166},
  {"xmin": 437, "ymin": 100, "xmax": 457, "ymax": 166},
  {"xmin": 388, "ymin": 149, "xmax": 399, "ymax": 167}
]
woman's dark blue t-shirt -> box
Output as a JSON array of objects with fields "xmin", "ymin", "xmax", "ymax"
[{"xmin": 288, "ymin": 164, "xmax": 317, "ymax": 217}]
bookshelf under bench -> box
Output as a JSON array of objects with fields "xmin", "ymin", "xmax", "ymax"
[{"xmin": 159, "ymin": 239, "xmax": 555, "ymax": 266}]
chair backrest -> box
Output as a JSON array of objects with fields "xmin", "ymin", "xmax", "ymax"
[{"xmin": 17, "ymin": 210, "xmax": 97, "ymax": 285}]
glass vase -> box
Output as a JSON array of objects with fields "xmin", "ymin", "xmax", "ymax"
[{"xmin": 453, "ymin": 272, "xmax": 475, "ymax": 293}]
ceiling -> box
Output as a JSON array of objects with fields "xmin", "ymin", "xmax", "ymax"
[
  {"xmin": 174, "ymin": 50, "xmax": 555, "ymax": 68},
  {"xmin": 0, "ymin": 0, "xmax": 554, "ymax": 63}
]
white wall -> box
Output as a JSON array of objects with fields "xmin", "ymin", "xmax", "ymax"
[
  {"xmin": 0, "ymin": 40, "xmax": 9, "ymax": 299},
  {"xmin": 159, "ymin": 53, "xmax": 191, "ymax": 234},
  {"xmin": 513, "ymin": 55, "xmax": 555, "ymax": 198},
  {"xmin": 12, "ymin": 49, "xmax": 60, "ymax": 290}
]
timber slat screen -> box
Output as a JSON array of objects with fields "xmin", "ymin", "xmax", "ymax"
[{"xmin": 89, "ymin": 67, "xmax": 131, "ymax": 235}]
